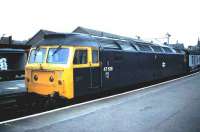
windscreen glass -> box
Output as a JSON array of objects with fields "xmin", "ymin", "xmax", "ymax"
[
  {"xmin": 47, "ymin": 48, "xmax": 69, "ymax": 64},
  {"xmin": 28, "ymin": 48, "xmax": 46, "ymax": 63}
]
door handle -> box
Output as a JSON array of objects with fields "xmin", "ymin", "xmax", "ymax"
[{"xmin": 89, "ymin": 62, "xmax": 92, "ymax": 66}]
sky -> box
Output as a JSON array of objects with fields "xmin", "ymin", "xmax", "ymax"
[{"xmin": 0, "ymin": 0, "xmax": 200, "ymax": 47}]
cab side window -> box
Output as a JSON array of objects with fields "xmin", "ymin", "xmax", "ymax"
[
  {"xmin": 73, "ymin": 50, "xmax": 87, "ymax": 64},
  {"xmin": 92, "ymin": 50, "xmax": 99, "ymax": 63}
]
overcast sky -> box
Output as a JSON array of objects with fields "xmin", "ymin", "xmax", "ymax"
[{"xmin": 0, "ymin": 0, "xmax": 200, "ymax": 47}]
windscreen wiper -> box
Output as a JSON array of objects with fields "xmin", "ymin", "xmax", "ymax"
[
  {"xmin": 52, "ymin": 45, "xmax": 62, "ymax": 56},
  {"xmin": 34, "ymin": 46, "xmax": 40, "ymax": 61}
]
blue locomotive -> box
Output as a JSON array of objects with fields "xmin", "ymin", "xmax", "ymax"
[{"xmin": 25, "ymin": 30, "xmax": 200, "ymax": 99}]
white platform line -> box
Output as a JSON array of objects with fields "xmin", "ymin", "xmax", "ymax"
[
  {"xmin": 0, "ymin": 71, "xmax": 199, "ymax": 125},
  {"xmin": 16, "ymin": 84, "xmax": 25, "ymax": 87},
  {"xmin": 6, "ymin": 87, "xmax": 19, "ymax": 90}
]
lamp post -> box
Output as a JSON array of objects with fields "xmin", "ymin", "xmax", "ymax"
[{"xmin": 166, "ymin": 32, "xmax": 171, "ymax": 44}]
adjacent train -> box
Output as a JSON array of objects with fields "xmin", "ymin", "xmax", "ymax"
[
  {"xmin": 0, "ymin": 48, "xmax": 26, "ymax": 80},
  {"xmin": 0, "ymin": 39, "xmax": 30, "ymax": 80},
  {"xmin": 187, "ymin": 50, "xmax": 200, "ymax": 71},
  {"xmin": 25, "ymin": 33, "xmax": 200, "ymax": 100}
]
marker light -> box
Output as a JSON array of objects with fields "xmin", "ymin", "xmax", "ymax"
[{"xmin": 58, "ymin": 80, "xmax": 62, "ymax": 85}]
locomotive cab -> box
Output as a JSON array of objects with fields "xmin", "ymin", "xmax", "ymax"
[{"xmin": 25, "ymin": 45, "xmax": 100, "ymax": 99}]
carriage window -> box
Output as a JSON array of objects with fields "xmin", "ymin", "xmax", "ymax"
[
  {"xmin": 136, "ymin": 44, "xmax": 153, "ymax": 52},
  {"xmin": 175, "ymin": 49, "xmax": 181, "ymax": 53},
  {"xmin": 162, "ymin": 47, "xmax": 173, "ymax": 53},
  {"xmin": 171, "ymin": 48, "xmax": 177, "ymax": 53},
  {"xmin": 151, "ymin": 46, "xmax": 163, "ymax": 53},
  {"xmin": 92, "ymin": 50, "xmax": 99, "ymax": 63},
  {"xmin": 73, "ymin": 50, "xmax": 87, "ymax": 64},
  {"xmin": 119, "ymin": 43, "xmax": 136, "ymax": 51},
  {"xmin": 131, "ymin": 44, "xmax": 139, "ymax": 51},
  {"xmin": 101, "ymin": 42, "xmax": 120, "ymax": 49},
  {"xmin": 174, "ymin": 49, "xmax": 185, "ymax": 54}
]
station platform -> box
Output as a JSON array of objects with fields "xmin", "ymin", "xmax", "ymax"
[
  {"xmin": 1, "ymin": 72, "xmax": 200, "ymax": 132},
  {"xmin": 0, "ymin": 80, "xmax": 26, "ymax": 105},
  {"xmin": 0, "ymin": 80, "xmax": 25, "ymax": 96}
]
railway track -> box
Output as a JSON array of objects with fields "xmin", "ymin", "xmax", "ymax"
[{"xmin": 0, "ymin": 95, "xmax": 70, "ymax": 122}]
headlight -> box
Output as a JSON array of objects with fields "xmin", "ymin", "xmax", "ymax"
[
  {"xmin": 33, "ymin": 75, "xmax": 38, "ymax": 81},
  {"xmin": 49, "ymin": 76, "xmax": 54, "ymax": 82}
]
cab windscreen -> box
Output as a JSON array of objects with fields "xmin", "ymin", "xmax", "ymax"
[{"xmin": 47, "ymin": 48, "xmax": 69, "ymax": 64}]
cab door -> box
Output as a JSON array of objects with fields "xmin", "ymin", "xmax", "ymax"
[
  {"xmin": 73, "ymin": 47, "xmax": 91, "ymax": 96},
  {"xmin": 73, "ymin": 47, "xmax": 101, "ymax": 97}
]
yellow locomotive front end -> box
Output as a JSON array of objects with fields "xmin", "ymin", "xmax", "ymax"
[{"xmin": 25, "ymin": 46, "xmax": 74, "ymax": 99}]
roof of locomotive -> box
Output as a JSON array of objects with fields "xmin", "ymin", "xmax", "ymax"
[
  {"xmin": 33, "ymin": 33, "xmax": 185, "ymax": 54},
  {"xmin": 33, "ymin": 33, "xmax": 99, "ymax": 47},
  {"xmin": 33, "ymin": 32, "xmax": 160, "ymax": 48}
]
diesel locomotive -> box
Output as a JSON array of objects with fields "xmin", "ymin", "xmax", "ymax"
[{"xmin": 25, "ymin": 33, "xmax": 200, "ymax": 100}]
